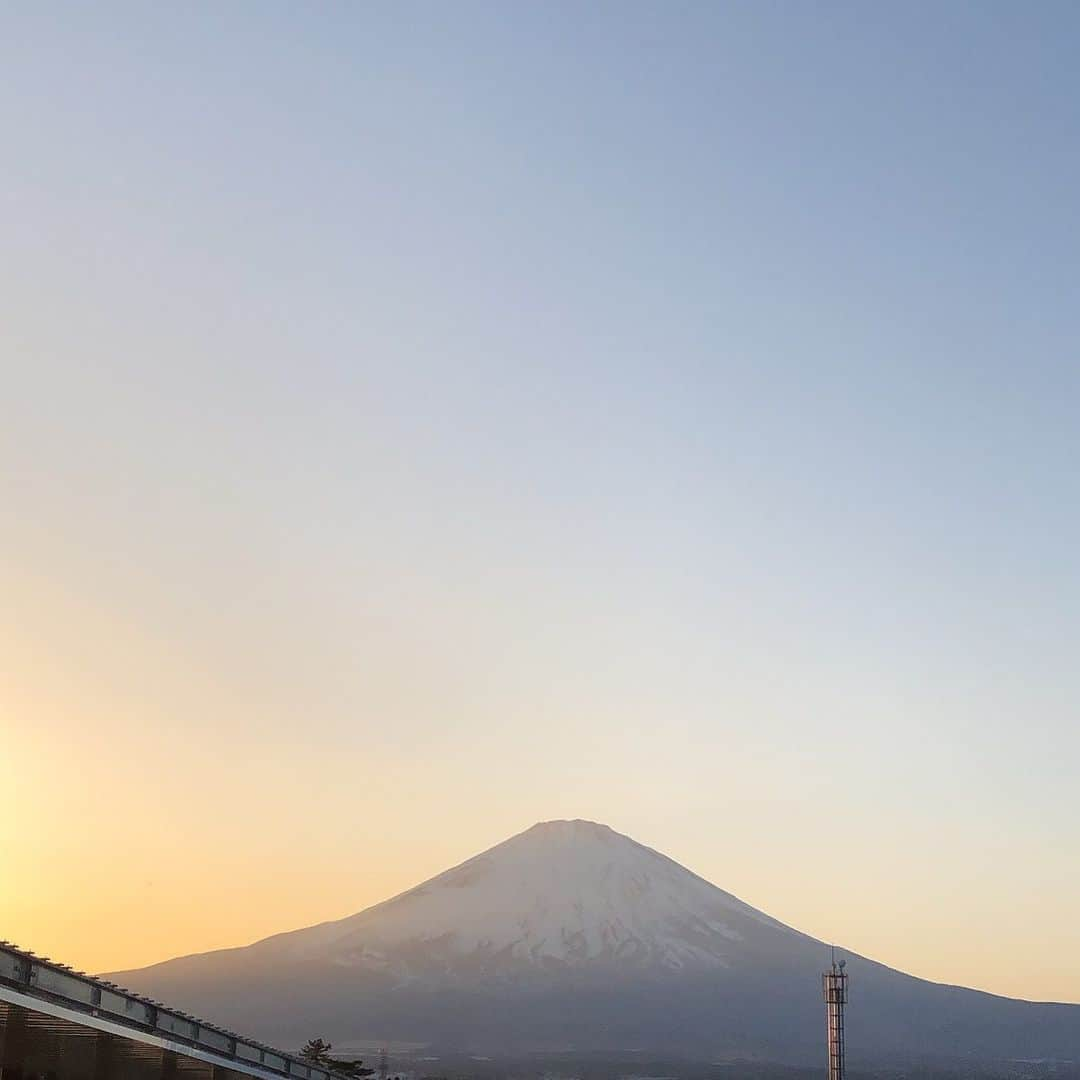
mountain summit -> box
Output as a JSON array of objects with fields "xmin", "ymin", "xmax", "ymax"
[
  {"xmin": 111, "ymin": 821, "xmax": 1080, "ymax": 1064},
  {"xmin": 265, "ymin": 818, "xmax": 791, "ymax": 976}
]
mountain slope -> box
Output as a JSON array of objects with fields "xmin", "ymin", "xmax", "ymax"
[
  {"xmin": 109, "ymin": 820, "xmax": 1080, "ymax": 1064},
  {"xmin": 249, "ymin": 819, "xmax": 798, "ymax": 974}
]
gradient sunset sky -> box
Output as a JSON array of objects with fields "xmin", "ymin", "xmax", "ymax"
[{"xmin": 2, "ymin": 4, "xmax": 1079, "ymax": 1004}]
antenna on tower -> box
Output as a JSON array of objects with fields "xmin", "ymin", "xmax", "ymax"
[{"xmin": 822, "ymin": 946, "xmax": 849, "ymax": 1080}]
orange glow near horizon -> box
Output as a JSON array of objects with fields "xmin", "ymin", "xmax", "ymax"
[{"xmin": 3, "ymin": 579, "xmax": 1078, "ymax": 1005}]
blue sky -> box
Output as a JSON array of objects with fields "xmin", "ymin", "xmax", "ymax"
[{"xmin": 2, "ymin": 3, "xmax": 1079, "ymax": 996}]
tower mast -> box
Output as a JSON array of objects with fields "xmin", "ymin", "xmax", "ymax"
[{"xmin": 822, "ymin": 949, "xmax": 848, "ymax": 1080}]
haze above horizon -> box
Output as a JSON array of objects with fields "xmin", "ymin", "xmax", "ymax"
[{"xmin": 2, "ymin": 4, "xmax": 1078, "ymax": 1004}]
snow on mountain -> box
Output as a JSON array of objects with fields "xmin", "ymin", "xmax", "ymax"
[{"xmin": 264, "ymin": 819, "xmax": 792, "ymax": 975}]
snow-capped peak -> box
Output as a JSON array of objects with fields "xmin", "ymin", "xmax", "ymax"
[{"xmin": 272, "ymin": 820, "xmax": 792, "ymax": 975}]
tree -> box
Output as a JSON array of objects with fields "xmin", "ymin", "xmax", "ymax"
[
  {"xmin": 300, "ymin": 1039, "xmax": 334, "ymax": 1066},
  {"xmin": 335, "ymin": 1062, "xmax": 375, "ymax": 1078},
  {"xmin": 299, "ymin": 1039, "xmax": 374, "ymax": 1077}
]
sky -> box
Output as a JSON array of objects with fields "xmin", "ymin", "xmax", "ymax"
[{"xmin": 1, "ymin": 2, "xmax": 1079, "ymax": 1004}]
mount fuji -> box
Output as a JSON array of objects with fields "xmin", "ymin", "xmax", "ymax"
[{"xmin": 109, "ymin": 820, "xmax": 1080, "ymax": 1064}]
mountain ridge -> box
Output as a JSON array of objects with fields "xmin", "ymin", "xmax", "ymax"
[{"xmin": 109, "ymin": 819, "xmax": 1080, "ymax": 1064}]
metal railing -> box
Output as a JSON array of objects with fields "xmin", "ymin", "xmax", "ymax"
[{"xmin": 0, "ymin": 940, "xmax": 352, "ymax": 1080}]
